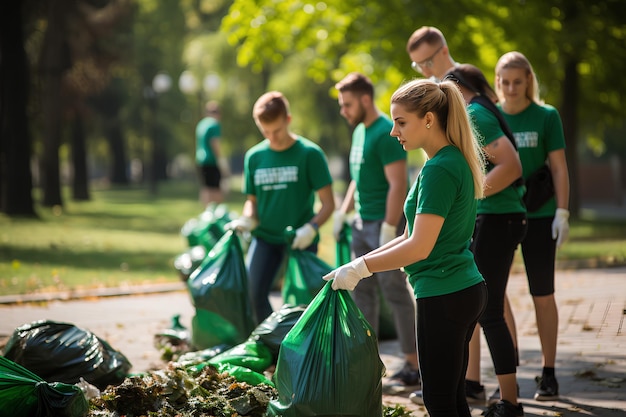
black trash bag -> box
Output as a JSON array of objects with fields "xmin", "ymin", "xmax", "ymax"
[
  {"xmin": 2, "ymin": 320, "xmax": 131, "ymax": 391},
  {"xmin": 266, "ymin": 282, "xmax": 385, "ymax": 416},
  {"xmin": 0, "ymin": 356, "xmax": 88, "ymax": 417},
  {"xmin": 249, "ymin": 304, "xmax": 306, "ymax": 358},
  {"xmin": 188, "ymin": 229, "xmax": 256, "ymax": 349},
  {"xmin": 282, "ymin": 249, "xmax": 332, "ymax": 307}
]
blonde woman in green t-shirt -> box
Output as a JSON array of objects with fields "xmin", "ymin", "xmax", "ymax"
[
  {"xmin": 325, "ymin": 79, "xmax": 487, "ymax": 417},
  {"xmin": 496, "ymin": 51, "xmax": 570, "ymax": 403}
]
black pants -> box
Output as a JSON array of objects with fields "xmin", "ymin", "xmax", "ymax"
[
  {"xmin": 418, "ymin": 282, "xmax": 487, "ymax": 417},
  {"xmin": 471, "ymin": 213, "xmax": 527, "ymax": 375}
]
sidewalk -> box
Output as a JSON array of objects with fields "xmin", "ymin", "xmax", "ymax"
[{"xmin": 1, "ymin": 267, "xmax": 624, "ymax": 416}]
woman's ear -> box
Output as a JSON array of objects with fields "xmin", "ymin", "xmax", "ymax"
[{"xmin": 424, "ymin": 111, "xmax": 434, "ymax": 127}]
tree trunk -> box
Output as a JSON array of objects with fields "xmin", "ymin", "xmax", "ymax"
[
  {"xmin": 40, "ymin": 1, "xmax": 70, "ymax": 207},
  {"xmin": 71, "ymin": 112, "xmax": 90, "ymax": 201},
  {"xmin": 561, "ymin": 59, "xmax": 579, "ymax": 218},
  {"xmin": 0, "ymin": 2, "xmax": 36, "ymax": 216},
  {"xmin": 107, "ymin": 118, "xmax": 129, "ymax": 185}
]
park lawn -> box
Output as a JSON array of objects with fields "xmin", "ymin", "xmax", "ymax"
[{"xmin": 0, "ymin": 180, "xmax": 625, "ymax": 297}]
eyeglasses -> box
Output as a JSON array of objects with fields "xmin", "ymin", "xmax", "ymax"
[{"xmin": 411, "ymin": 45, "xmax": 444, "ymax": 73}]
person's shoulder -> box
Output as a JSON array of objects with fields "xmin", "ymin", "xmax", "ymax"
[
  {"xmin": 247, "ymin": 139, "xmax": 270, "ymax": 154},
  {"xmin": 296, "ymin": 136, "xmax": 324, "ymax": 151}
]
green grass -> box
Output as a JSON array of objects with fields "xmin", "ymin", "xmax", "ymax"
[{"xmin": 1, "ymin": 180, "xmax": 625, "ymax": 297}]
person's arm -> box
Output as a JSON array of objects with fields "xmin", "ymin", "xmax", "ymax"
[
  {"xmin": 383, "ymin": 159, "xmax": 408, "ymax": 226},
  {"xmin": 364, "ymin": 213, "xmax": 443, "ymax": 273},
  {"xmin": 311, "ymin": 184, "xmax": 335, "ymax": 227},
  {"xmin": 291, "ymin": 184, "xmax": 334, "ymax": 249},
  {"xmin": 323, "ymin": 213, "xmax": 444, "ymax": 290},
  {"xmin": 548, "ymin": 149, "xmax": 570, "ymax": 210},
  {"xmin": 241, "ymin": 195, "xmax": 257, "ymax": 219},
  {"xmin": 483, "ymin": 136, "xmax": 523, "ymax": 197},
  {"xmin": 338, "ymin": 180, "xmax": 356, "ymax": 214},
  {"xmin": 548, "ymin": 148, "xmax": 570, "ymax": 248}
]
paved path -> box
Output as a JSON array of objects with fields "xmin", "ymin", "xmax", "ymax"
[{"xmin": 1, "ymin": 267, "xmax": 625, "ymax": 416}]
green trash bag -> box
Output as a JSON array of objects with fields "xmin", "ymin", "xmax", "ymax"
[
  {"xmin": 0, "ymin": 356, "xmax": 88, "ymax": 417},
  {"xmin": 191, "ymin": 362, "xmax": 274, "ymax": 387},
  {"xmin": 188, "ymin": 229, "xmax": 255, "ymax": 349},
  {"xmin": 266, "ymin": 282, "xmax": 385, "ymax": 417},
  {"xmin": 181, "ymin": 203, "xmax": 233, "ymax": 250},
  {"xmin": 208, "ymin": 338, "xmax": 273, "ymax": 374},
  {"xmin": 282, "ymin": 249, "xmax": 333, "ymax": 306},
  {"xmin": 335, "ymin": 222, "xmax": 397, "ymax": 341},
  {"xmin": 335, "ymin": 222, "xmax": 352, "ymax": 266}
]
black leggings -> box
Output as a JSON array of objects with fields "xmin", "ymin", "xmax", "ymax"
[
  {"xmin": 471, "ymin": 213, "xmax": 527, "ymax": 375},
  {"xmin": 417, "ymin": 282, "xmax": 487, "ymax": 417}
]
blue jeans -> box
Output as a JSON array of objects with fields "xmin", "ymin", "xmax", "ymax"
[{"xmin": 246, "ymin": 237, "xmax": 317, "ymax": 324}]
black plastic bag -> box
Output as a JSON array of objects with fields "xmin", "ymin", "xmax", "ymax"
[
  {"xmin": 187, "ymin": 229, "xmax": 255, "ymax": 349},
  {"xmin": 0, "ymin": 356, "xmax": 88, "ymax": 417},
  {"xmin": 2, "ymin": 320, "xmax": 132, "ymax": 391},
  {"xmin": 523, "ymin": 164, "xmax": 554, "ymax": 212},
  {"xmin": 249, "ymin": 304, "xmax": 306, "ymax": 358},
  {"xmin": 266, "ymin": 282, "xmax": 385, "ymax": 416}
]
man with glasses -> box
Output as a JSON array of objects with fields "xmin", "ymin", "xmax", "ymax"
[{"xmin": 406, "ymin": 26, "xmax": 457, "ymax": 81}]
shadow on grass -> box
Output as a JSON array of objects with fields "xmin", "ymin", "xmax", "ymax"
[{"xmin": 0, "ymin": 244, "xmax": 179, "ymax": 273}]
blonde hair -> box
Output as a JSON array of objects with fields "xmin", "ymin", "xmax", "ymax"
[
  {"xmin": 495, "ymin": 51, "xmax": 543, "ymax": 105},
  {"xmin": 391, "ymin": 79, "xmax": 485, "ymax": 199}
]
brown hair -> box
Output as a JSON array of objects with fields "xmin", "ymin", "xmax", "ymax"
[
  {"xmin": 391, "ymin": 79, "xmax": 485, "ymax": 199},
  {"xmin": 253, "ymin": 91, "xmax": 290, "ymax": 123},
  {"xmin": 406, "ymin": 26, "xmax": 446, "ymax": 54},
  {"xmin": 335, "ymin": 72, "xmax": 374, "ymax": 97}
]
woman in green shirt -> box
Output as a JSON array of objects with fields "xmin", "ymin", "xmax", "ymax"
[{"xmin": 325, "ymin": 79, "xmax": 487, "ymax": 417}]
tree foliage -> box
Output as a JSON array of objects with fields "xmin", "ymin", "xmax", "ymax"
[{"xmin": 221, "ymin": 0, "xmax": 626, "ymax": 213}]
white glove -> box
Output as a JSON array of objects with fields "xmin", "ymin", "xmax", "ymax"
[
  {"xmin": 551, "ymin": 208, "xmax": 570, "ymax": 248},
  {"xmin": 332, "ymin": 211, "xmax": 347, "ymax": 241},
  {"xmin": 291, "ymin": 223, "xmax": 317, "ymax": 249},
  {"xmin": 224, "ymin": 216, "xmax": 258, "ymax": 233},
  {"xmin": 379, "ymin": 221, "xmax": 397, "ymax": 246},
  {"xmin": 323, "ymin": 257, "xmax": 372, "ymax": 291}
]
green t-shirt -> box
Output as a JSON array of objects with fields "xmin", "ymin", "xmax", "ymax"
[
  {"xmin": 195, "ymin": 117, "xmax": 221, "ymax": 166},
  {"xmin": 403, "ymin": 146, "xmax": 484, "ymax": 299},
  {"xmin": 349, "ymin": 115, "xmax": 407, "ymax": 220},
  {"xmin": 243, "ymin": 136, "xmax": 333, "ymax": 244},
  {"xmin": 498, "ymin": 102, "xmax": 566, "ymax": 218},
  {"xmin": 467, "ymin": 103, "xmax": 525, "ymax": 215}
]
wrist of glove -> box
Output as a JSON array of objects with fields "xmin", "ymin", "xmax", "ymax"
[
  {"xmin": 225, "ymin": 216, "xmax": 258, "ymax": 233},
  {"xmin": 332, "ymin": 211, "xmax": 347, "ymax": 241},
  {"xmin": 291, "ymin": 223, "xmax": 317, "ymax": 249},
  {"xmin": 322, "ymin": 257, "xmax": 372, "ymax": 291},
  {"xmin": 551, "ymin": 208, "xmax": 570, "ymax": 248},
  {"xmin": 379, "ymin": 221, "xmax": 397, "ymax": 247}
]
